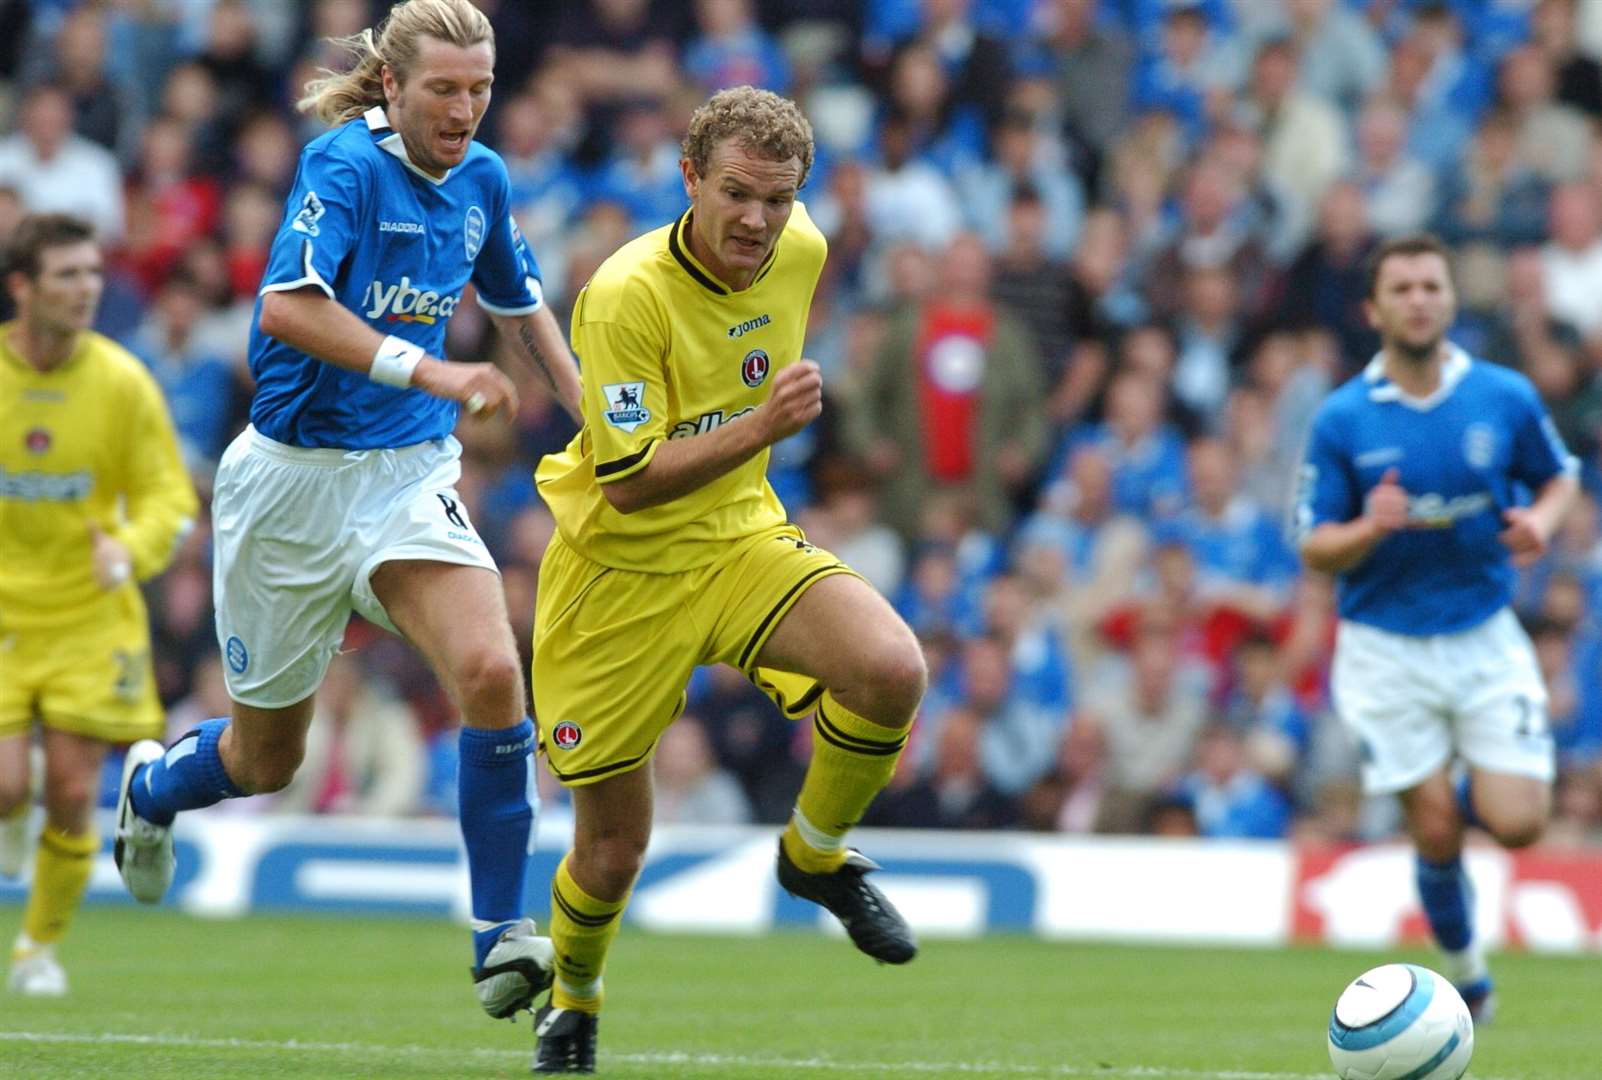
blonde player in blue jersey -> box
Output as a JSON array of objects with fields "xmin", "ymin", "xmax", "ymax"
[
  {"xmin": 526, "ymin": 87, "xmax": 927, "ymax": 1073},
  {"xmin": 111, "ymin": 0, "xmax": 583, "ymax": 1020},
  {"xmin": 0, "ymin": 214, "xmax": 198, "ymax": 995},
  {"xmin": 1297, "ymin": 234, "xmax": 1579, "ymax": 1022}
]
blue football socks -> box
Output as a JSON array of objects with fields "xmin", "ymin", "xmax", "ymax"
[
  {"xmin": 129, "ymin": 718, "xmax": 244, "ymax": 826},
  {"xmin": 459, "ymin": 719, "xmax": 538, "ymax": 967},
  {"xmin": 1416, "ymin": 854, "xmax": 1474, "ymax": 952}
]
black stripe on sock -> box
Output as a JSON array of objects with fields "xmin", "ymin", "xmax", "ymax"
[
  {"xmin": 552, "ymin": 884, "xmax": 618, "ymax": 929},
  {"xmin": 815, "ymin": 700, "xmax": 908, "ymax": 754}
]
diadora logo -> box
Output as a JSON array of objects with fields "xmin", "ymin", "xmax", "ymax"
[
  {"xmin": 0, "ymin": 466, "xmax": 91, "ymax": 502},
  {"xmin": 670, "ymin": 407, "xmax": 754, "ymax": 439},
  {"xmin": 23, "ymin": 428, "xmax": 50, "ymax": 455},
  {"xmin": 602, "ymin": 382, "xmax": 651, "ymax": 431},
  {"xmin": 291, "ymin": 190, "xmax": 325, "ymax": 237},
  {"xmin": 362, "ymin": 277, "xmax": 461, "ymax": 324},
  {"xmin": 380, "ymin": 220, "xmax": 425, "ymax": 236},
  {"xmin": 552, "ymin": 721, "xmax": 582, "ymax": 750},
  {"xmin": 727, "ymin": 313, "xmax": 771, "ymax": 339},
  {"xmin": 740, "ymin": 349, "xmax": 770, "ymax": 388}
]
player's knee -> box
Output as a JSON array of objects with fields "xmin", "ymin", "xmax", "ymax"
[
  {"xmin": 0, "ymin": 775, "xmax": 28, "ymax": 816},
  {"xmin": 1482, "ymin": 808, "xmax": 1547, "ymax": 849},
  {"xmin": 454, "ymin": 645, "xmax": 524, "ymax": 720},
  {"xmin": 873, "ymin": 639, "xmax": 927, "ymax": 722},
  {"xmin": 42, "ymin": 772, "xmax": 97, "ymax": 822},
  {"xmin": 579, "ymin": 835, "xmax": 647, "ymax": 901},
  {"xmin": 1409, "ymin": 810, "xmax": 1462, "ymax": 862}
]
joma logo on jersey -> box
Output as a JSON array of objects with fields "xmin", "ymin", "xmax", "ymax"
[
  {"xmin": 362, "ymin": 277, "xmax": 461, "ymax": 324},
  {"xmin": 0, "ymin": 466, "xmax": 92, "ymax": 502},
  {"xmin": 727, "ymin": 313, "xmax": 771, "ymax": 338},
  {"xmin": 670, "ymin": 407, "xmax": 754, "ymax": 439}
]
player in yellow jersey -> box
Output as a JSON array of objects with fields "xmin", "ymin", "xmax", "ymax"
[
  {"xmin": 528, "ymin": 87, "xmax": 926, "ymax": 1073},
  {"xmin": 0, "ymin": 215, "xmax": 197, "ymax": 995}
]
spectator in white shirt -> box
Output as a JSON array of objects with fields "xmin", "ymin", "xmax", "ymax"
[{"xmin": 0, "ymin": 83, "xmax": 124, "ymax": 244}]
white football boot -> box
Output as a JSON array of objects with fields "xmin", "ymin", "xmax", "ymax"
[
  {"xmin": 113, "ymin": 740, "xmax": 174, "ymax": 903},
  {"xmin": 8, "ymin": 938, "xmax": 67, "ymax": 997},
  {"xmin": 472, "ymin": 918, "xmax": 556, "ymax": 1019}
]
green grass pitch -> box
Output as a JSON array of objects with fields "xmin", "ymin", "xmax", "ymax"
[{"xmin": 1, "ymin": 908, "xmax": 1597, "ymax": 1078}]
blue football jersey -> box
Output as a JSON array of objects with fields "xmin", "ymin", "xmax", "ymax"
[
  {"xmin": 1295, "ymin": 345, "xmax": 1576, "ymax": 635},
  {"xmin": 250, "ymin": 108, "xmax": 544, "ymax": 449}
]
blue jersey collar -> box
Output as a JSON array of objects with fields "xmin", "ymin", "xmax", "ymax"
[
  {"xmin": 1362, "ymin": 343, "xmax": 1470, "ymax": 411},
  {"xmin": 364, "ymin": 107, "xmax": 451, "ymax": 186}
]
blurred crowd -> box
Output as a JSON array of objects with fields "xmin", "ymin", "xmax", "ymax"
[{"xmin": 12, "ymin": 0, "xmax": 1602, "ymax": 846}]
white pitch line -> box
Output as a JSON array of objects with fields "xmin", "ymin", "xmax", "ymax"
[{"xmin": 0, "ymin": 1031, "xmax": 1524, "ymax": 1080}]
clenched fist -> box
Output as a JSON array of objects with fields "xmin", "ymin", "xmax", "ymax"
[
  {"xmin": 412, "ymin": 357, "xmax": 519, "ymax": 419},
  {"xmin": 1364, "ymin": 467, "xmax": 1409, "ymax": 536},
  {"xmin": 761, "ymin": 359, "xmax": 822, "ymax": 443}
]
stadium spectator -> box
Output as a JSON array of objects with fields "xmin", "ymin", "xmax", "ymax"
[
  {"xmin": 276, "ymin": 657, "xmax": 428, "ymax": 818},
  {"xmin": 853, "ymin": 231, "xmax": 1046, "ymax": 538},
  {"xmin": 0, "ymin": 83, "xmax": 124, "ymax": 243},
  {"xmin": 651, "ymin": 714, "xmax": 753, "ymax": 826},
  {"xmin": 683, "ymin": 0, "xmax": 791, "ymax": 95},
  {"xmin": 1351, "ymin": 97, "xmax": 1435, "ymax": 237},
  {"xmin": 1497, "ymin": 42, "xmax": 1592, "ymax": 185},
  {"xmin": 1173, "ymin": 722, "xmax": 1292, "ymax": 840},
  {"xmin": 1078, "ymin": 620, "xmax": 1212, "ymax": 834},
  {"xmin": 1431, "ymin": 110, "xmax": 1552, "ymax": 248},
  {"xmin": 129, "ymin": 273, "xmax": 236, "ymax": 470}
]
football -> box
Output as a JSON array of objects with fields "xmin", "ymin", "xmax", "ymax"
[{"xmin": 1327, "ymin": 964, "xmax": 1474, "ymax": 1080}]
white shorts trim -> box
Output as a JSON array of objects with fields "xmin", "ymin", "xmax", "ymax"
[
  {"xmin": 212, "ymin": 426, "xmax": 498, "ymax": 708},
  {"xmin": 1330, "ymin": 608, "xmax": 1555, "ymax": 795}
]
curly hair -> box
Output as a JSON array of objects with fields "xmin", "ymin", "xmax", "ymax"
[{"xmin": 681, "ymin": 86, "xmax": 814, "ymax": 187}]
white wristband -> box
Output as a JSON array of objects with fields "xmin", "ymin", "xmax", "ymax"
[{"xmin": 370, "ymin": 335, "xmax": 424, "ymax": 387}]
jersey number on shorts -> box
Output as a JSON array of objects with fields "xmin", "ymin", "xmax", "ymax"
[
  {"xmin": 112, "ymin": 649, "xmax": 146, "ymax": 703},
  {"xmin": 1513, "ymin": 695, "xmax": 1548, "ymax": 739},
  {"xmin": 437, "ymin": 494, "xmax": 469, "ymax": 530}
]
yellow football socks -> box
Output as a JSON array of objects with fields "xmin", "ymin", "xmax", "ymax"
[
  {"xmin": 22, "ymin": 825, "xmax": 97, "ymax": 945},
  {"xmin": 781, "ymin": 692, "xmax": 911, "ymax": 875},
  {"xmin": 548, "ymin": 852, "xmax": 628, "ymax": 1014}
]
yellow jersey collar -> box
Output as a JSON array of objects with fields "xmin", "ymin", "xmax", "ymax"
[{"xmin": 668, "ymin": 210, "xmax": 778, "ymax": 296}]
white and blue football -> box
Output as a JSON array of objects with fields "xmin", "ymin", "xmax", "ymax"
[{"xmin": 1327, "ymin": 964, "xmax": 1474, "ymax": 1080}]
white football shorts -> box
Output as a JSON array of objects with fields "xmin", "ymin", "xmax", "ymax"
[
  {"xmin": 212, "ymin": 425, "xmax": 497, "ymax": 708},
  {"xmin": 1331, "ymin": 607, "xmax": 1554, "ymax": 795}
]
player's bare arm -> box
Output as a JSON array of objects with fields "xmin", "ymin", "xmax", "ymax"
[
  {"xmin": 1300, "ymin": 467, "xmax": 1408, "ymax": 575},
  {"xmin": 602, "ymin": 359, "xmax": 821, "ymax": 515},
  {"xmin": 1499, "ymin": 471, "xmax": 1579, "ymax": 566},
  {"xmin": 488, "ymin": 306, "xmax": 582, "ymax": 423},
  {"xmin": 259, "ymin": 287, "xmax": 518, "ymax": 417}
]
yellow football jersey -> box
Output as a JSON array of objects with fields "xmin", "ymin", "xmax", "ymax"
[
  {"xmin": 0, "ymin": 325, "xmax": 198, "ymax": 630},
  {"xmin": 536, "ymin": 203, "xmax": 827, "ymax": 572}
]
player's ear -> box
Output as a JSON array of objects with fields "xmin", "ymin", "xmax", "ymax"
[
  {"xmin": 380, "ymin": 63, "xmax": 400, "ymax": 106},
  {"xmin": 1360, "ymin": 298, "xmax": 1379, "ymax": 332},
  {"xmin": 680, "ymin": 157, "xmax": 699, "ymax": 200},
  {"xmin": 4, "ymin": 270, "xmax": 28, "ymax": 307}
]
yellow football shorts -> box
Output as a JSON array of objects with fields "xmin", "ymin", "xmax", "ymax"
[
  {"xmin": 0, "ymin": 590, "xmax": 163, "ymax": 742},
  {"xmin": 532, "ymin": 522, "xmax": 859, "ymax": 785}
]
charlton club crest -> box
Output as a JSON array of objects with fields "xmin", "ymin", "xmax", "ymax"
[
  {"xmin": 552, "ymin": 721, "xmax": 583, "ymax": 751},
  {"xmin": 741, "ymin": 348, "xmax": 770, "ymax": 388},
  {"xmin": 24, "ymin": 428, "xmax": 50, "ymax": 455}
]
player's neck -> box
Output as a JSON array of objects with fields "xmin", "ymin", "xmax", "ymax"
[
  {"xmin": 9, "ymin": 319, "xmax": 79, "ymax": 372},
  {"xmin": 1380, "ymin": 343, "xmax": 1445, "ymax": 398}
]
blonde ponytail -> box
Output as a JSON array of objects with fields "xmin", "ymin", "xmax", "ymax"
[{"xmin": 297, "ymin": 0, "xmax": 494, "ymax": 126}]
